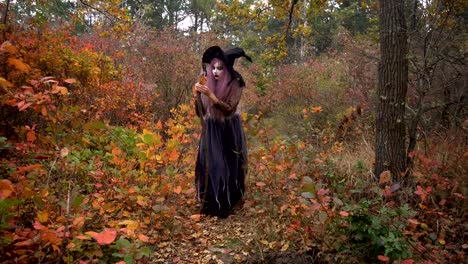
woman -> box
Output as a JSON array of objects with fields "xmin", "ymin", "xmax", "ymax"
[{"xmin": 193, "ymin": 46, "xmax": 251, "ymax": 218}]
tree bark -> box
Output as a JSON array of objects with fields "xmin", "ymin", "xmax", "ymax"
[
  {"xmin": 2, "ymin": 0, "xmax": 10, "ymax": 41},
  {"xmin": 375, "ymin": 0, "xmax": 408, "ymax": 181}
]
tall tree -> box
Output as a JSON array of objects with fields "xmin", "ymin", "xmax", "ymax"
[
  {"xmin": 405, "ymin": 0, "xmax": 467, "ymax": 170},
  {"xmin": 374, "ymin": 0, "xmax": 408, "ymax": 181},
  {"xmin": 143, "ymin": 0, "xmax": 187, "ymax": 29},
  {"xmin": 187, "ymin": 0, "xmax": 214, "ymax": 33}
]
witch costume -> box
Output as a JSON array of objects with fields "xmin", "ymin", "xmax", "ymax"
[{"xmin": 194, "ymin": 46, "xmax": 251, "ymax": 218}]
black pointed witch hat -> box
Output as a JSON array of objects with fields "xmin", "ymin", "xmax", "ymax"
[
  {"xmin": 202, "ymin": 46, "xmax": 252, "ymax": 68},
  {"xmin": 225, "ymin": 47, "xmax": 252, "ymax": 67}
]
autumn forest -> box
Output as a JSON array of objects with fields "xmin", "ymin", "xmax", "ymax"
[{"xmin": 0, "ymin": 0, "xmax": 466, "ymax": 263}]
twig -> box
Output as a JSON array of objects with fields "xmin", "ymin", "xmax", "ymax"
[
  {"xmin": 78, "ymin": 0, "xmax": 119, "ymax": 24},
  {"xmin": 284, "ymin": 0, "xmax": 299, "ymax": 38},
  {"xmin": 46, "ymin": 155, "xmax": 59, "ymax": 187}
]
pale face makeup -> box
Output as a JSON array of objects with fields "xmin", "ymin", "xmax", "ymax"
[{"xmin": 212, "ymin": 61, "xmax": 224, "ymax": 80}]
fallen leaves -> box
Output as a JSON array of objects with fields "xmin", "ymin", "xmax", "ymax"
[
  {"xmin": 190, "ymin": 214, "xmax": 202, "ymax": 221},
  {"xmin": 255, "ymin": 182, "xmax": 266, "ymax": 187},
  {"xmin": 86, "ymin": 228, "xmax": 117, "ymax": 245}
]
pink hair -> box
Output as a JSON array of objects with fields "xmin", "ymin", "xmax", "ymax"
[{"xmin": 201, "ymin": 58, "xmax": 239, "ymax": 119}]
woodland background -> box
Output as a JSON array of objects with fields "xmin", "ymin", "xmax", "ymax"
[{"xmin": 0, "ymin": 0, "xmax": 466, "ymax": 263}]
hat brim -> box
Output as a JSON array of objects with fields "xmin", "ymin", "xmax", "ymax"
[{"xmin": 202, "ymin": 46, "xmax": 227, "ymax": 64}]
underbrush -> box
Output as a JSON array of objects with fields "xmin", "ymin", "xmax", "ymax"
[
  {"xmin": 1, "ymin": 24, "xmax": 466, "ymax": 264},
  {"xmin": 0, "ymin": 104, "xmax": 200, "ymax": 263},
  {"xmin": 245, "ymin": 105, "xmax": 466, "ymax": 263}
]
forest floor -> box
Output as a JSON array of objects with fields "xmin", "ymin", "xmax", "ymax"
[{"xmin": 149, "ymin": 202, "xmax": 320, "ymax": 264}]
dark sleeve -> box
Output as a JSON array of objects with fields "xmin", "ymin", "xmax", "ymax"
[
  {"xmin": 213, "ymin": 81, "xmax": 243, "ymax": 116},
  {"xmin": 194, "ymin": 93, "xmax": 205, "ymax": 117}
]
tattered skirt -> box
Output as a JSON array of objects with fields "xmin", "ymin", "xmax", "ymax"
[{"xmin": 195, "ymin": 114, "xmax": 247, "ymax": 218}]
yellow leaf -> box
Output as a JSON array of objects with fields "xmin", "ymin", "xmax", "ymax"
[
  {"xmin": 37, "ymin": 210, "xmax": 49, "ymax": 223},
  {"xmin": 66, "ymin": 241, "xmax": 76, "ymax": 250},
  {"xmin": 60, "ymin": 147, "xmax": 69, "ymax": 158},
  {"xmin": 41, "ymin": 106, "xmax": 48, "ymax": 116},
  {"xmin": 50, "ymin": 85, "xmax": 68, "ymax": 95},
  {"xmin": 118, "ymin": 220, "xmax": 139, "ymax": 231},
  {"xmin": 72, "ymin": 215, "xmax": 85, "ymax": 229},
  {"xmin": 136, "ymin": 195, "xmax": 148, "ymax": 206},
  {"xmin": 60, "ymin": 86, "xmax": 68, "ymax": 95},
  {"xmin": 280, "ymin": 242, "xmax": 289, "ymax": 252},
  {"xmin": 0, "ymin": 41, "xmax": 17, "ymax": 54},
  {"xmin": 137, "ymin": 233, "xmax": 149, "ymax": 242},
  {"xmin": 7, "ymin": 58, "xmax": 30, "ymax": 73},
  {"xmin": 0, "ymin": 179, "xmax": 14, "ymax": 199},
  {"xmin": 0, "ymin": 77, "xmax": 13, "ymax": 87}
]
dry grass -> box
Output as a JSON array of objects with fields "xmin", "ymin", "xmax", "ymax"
[{"xmin": 332, "ymin": 136, "xmax": 375, "ymax": 182}]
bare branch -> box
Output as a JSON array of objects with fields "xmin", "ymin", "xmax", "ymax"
[
  {"xmin": 284, "ymin": 0, "xmax": 299, "ymax": 38},
  {"xmin": 78, "ymin": 0, "xmax": 119, "ymax": 25}
]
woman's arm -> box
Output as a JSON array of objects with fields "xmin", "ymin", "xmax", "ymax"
[
  {"xmin": 195, "ymin": 81, "xmax": 243, "ymax": 116},
  {"xmin": 213, "ymin": 87, "xmax": 242, "ymax": 115}
]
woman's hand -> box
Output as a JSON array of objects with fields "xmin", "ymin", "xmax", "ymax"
[
  {"xmin": 194, "ymin": 83, "xmax": 219, "ymax": 104},
  {"xmin": 194, "ymin": 83, "xmax": 212, "ymax": 96}
]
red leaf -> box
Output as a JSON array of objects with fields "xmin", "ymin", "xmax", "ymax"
[
  {"xmin": 168, "ymin": 150, "xmax": 180, "ymax": 161},
  {"xmin": 33, "ymin": 221, "xmax": 47, "ymax": 230},
  {"xmin": 280, "ymin": 204, "xmax": 288, "ymax": 213},
  {"xmin": 76, "ymin": 234, "xmax": 91, "ymax": 240},
  {"xmin": 64, "ymin": 78, "xmax": 77, "ymax": 84},
  {"xmin": 173, "ymin": 186, "xmax": 182, "ymax": 194},
  {"xmin": 190, "ymin": 214, "xmax": 201, "ymax": 221},
  {"xmin": 379, "ymin": 170, "xmax": 392, "ymax": 184},
  {"xmin": 317, "ymin": 188, "xmax": 327, "ymax": 197},
  {"xmin": 383, "ymin": 186, "xmax": 392, "ymax": 198},
  {"xmin": 401, "ymin": 259, "xmax": 414, "ymax": 264},
  {"xmin": 26, "ymin": 131, "xmax": 36, "ymax": 143},
  {"xmin": 256, "ymin": 182, "xmax": 266, "ymax": 187},
  {"xmin": 86, "ymin": 228, "xmax": 117, "ymax": 245},
  {"xmin": 16, "ymin": 101, "xmax": 33, "ymax": 111},
  {"xmin": 377, "ymin": 255, "xmax": 390, "ymax": 262},
  {"xmin": 339, "ymin": 211, "xmax": 349, "ymax": 217},
  {"xmin": 415, "ymin": 185, "xmax": 426, "ymax": 201},
  {"xmin": 15, "ymin": 238, "xmax": 35, "ymax": 247},
  {"xmin": 311, "ymin": 106, "xmax": 323, "ymax": 113}
]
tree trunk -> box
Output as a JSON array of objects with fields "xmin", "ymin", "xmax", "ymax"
[
  {"xmin": 375, "ymin": 0, "xmax": 408, "ymax": 181},
  {"xmin": 2, "ymin": 0, "xmax": 10, "ymax": 41}
]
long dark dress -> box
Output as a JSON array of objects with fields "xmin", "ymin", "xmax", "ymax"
[{"xmin": 195, "ymin": 76, "xmax": 247, "ymax": 218}]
